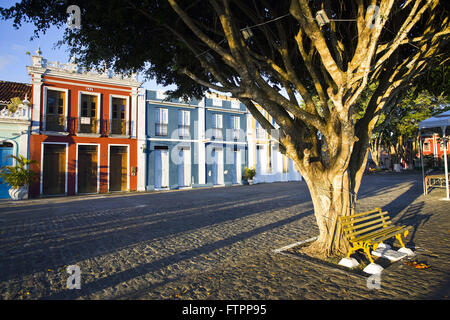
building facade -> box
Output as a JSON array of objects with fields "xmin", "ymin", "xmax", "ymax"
[
  {"xmin": 139, "ymin": 90, "xmax": 301, "ymax": 191},
  {"xmin": 141, "ymin": 91, "xmax": 249, "ymax": 190},
  {"xmin": 142, "ymin": 90, "xmax": 201, "ymax": 190},
  {"xmin": 26, "ymin": 49, "xmax": 143, "ymax": 197},
  {"xmin": 203, "ymin": 92, "xmax": 248, "ymax": 187},
  {"xmin": 2, "ymin": 49, "xmax": 302, "ymax": 199},
  {"xmin": 247, "ymin": 104, "xmax": 302, "ymax": 183},
  {"xmin": 421, "ymin": 133, "xmax": 450, "ymax": 168},
  {"xmin": 0, "ymin": 81, "xmax": 32, "ymax": 198}
]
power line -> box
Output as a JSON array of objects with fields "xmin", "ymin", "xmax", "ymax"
[
  {"xmin": 243, "ymin": 13, "xmax": 291, "ymax": 30},
  {"xmin": 196, "ymin": 13, "xmax": 291, "ymax": 58}
]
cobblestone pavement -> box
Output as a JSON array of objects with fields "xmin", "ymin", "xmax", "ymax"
[{"xmin": 0, "ymin": 173, "xmax": 448, "ymax": 300}]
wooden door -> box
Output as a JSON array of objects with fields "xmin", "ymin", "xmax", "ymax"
[
  {"xmin": 77, "ymin": 145, "xmax": 98, "ymax": 193},
  {"xmin": 109, "ymin": 146, "xmax": 128, "ymax": 191},
  {"xmin": 43, "ymin": 144, "xmax": 66, "ymax": 195}
]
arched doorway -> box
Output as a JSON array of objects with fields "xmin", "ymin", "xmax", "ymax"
[{"xmin": 0, "ymin": 142, "xmax": 14, "ymax": 198}]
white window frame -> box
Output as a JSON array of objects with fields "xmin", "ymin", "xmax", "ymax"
[
  {"xmin": 109, "ymin": 94, "xmax": 130, "ymax": 136},
  {"xmin": 212, "ymin": 113, "xmax": 223, "ymax": 139},
  {"xmin": 212, "ymin": 97, "xmax": 222, "ymax": 107},
  {"xmin": 78, "ymin": 91, "xmax": 102, "ymax": 134},
  {"xmin": 230, "ymin": 115, "xmax": 240, "ymax": 139},
  {"xmin": 212, "ymin": 113, "xmax": 223, "ymax": 129},
  {"xmin": 231, "ymin": 100, "xmax": 240, "ymax": 109},
  {"xmin": 43, "ymin": 86, "xmax": 69, "ymax": 132},
  {"xmin": 178, "ymin": 110, "xmax": 190, "ymax": 137},
  {"xmin": 155, "ymin": 108, "xmax": 169, "ymax": 136}
]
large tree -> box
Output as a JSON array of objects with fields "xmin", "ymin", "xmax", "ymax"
[{"xmin": 2, "ymin": 0, "xmax": 449, "ymax": 257}]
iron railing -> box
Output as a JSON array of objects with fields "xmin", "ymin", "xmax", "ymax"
[
  {"xmin": 110, "ymin": 119, "xmax": 129, "ymax": 135},
  {"xmin": 44, "ymin": 115, "xmax": 67, "ymax": 132}
]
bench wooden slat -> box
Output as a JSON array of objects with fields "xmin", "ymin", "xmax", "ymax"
[
  {"xmin": 351, "ymin": 225, "xmax": 405, "ymax": 243},
  {"xmin": 340, "ymin": 208, "xmax": 381, "ymax": 221},
  {"xmin": 346, "ymin": 221, "xmax": 394, "ymax": 239},
  {"xmin": 345, "ymin": 217, "xmax": 392, "ymax": 237},
  {"xmin": 341, "ymin": 211, "xmax": 390, "ymax": 227},
  {"xmin": 368, "ymin": 225, "xmax": 412, "ymax": 244}
]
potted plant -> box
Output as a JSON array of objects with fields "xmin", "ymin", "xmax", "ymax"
[
  {"xmin": 0, "ymin": 155, "xmax": 38, "ymax": 200},
  {"xmin": 243, "ymin": 167, "xmax": 256, "ymax": 185}
]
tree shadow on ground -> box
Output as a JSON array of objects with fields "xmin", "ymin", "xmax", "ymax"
[
  {"xmin": 40, "ymin": 210, "xmax": 313, "ymax": 299},
  {"xmin": 0, "ymin": 192, "xmax": 308, "ymax": 283}
]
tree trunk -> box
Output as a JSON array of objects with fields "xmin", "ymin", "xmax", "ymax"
[
  {"xmin": 299, "ymin": 168, "xmax": 356, "ymax": 258},
  {"xmin": 369, "ymin": 142, "xmax": 381, "ymax": 167}
]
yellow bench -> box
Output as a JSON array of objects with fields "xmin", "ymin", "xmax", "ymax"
[{"xmin": 339, "ymin": 208, "xmax": 412, "ymax": 264}]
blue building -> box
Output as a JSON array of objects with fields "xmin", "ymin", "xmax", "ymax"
[
  {"xmin": 141, "ymin": 90, "xmax": 248, "ymax": 190},
  {"xmin": 0, "ymin": 81, "xmax": 32, "ymax": 199},
  {"xmin": 202, "ymin": 92, "xmax": 248, "ymax": 187}
]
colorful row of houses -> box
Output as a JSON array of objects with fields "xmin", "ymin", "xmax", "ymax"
[{"xmin": 0, "ymin": 49, "xmax": 301, "ymax": 199}]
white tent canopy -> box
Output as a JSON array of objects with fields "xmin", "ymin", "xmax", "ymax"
[
  {"xmin": 418, "ymin": 110, "xmax": 449, "ymax": 200},
  {"xmin": 419, "ymin": 110, "xmax": 450, "ymax": 130}
]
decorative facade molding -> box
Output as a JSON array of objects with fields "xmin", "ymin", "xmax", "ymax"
[{"xmin": 0, "ymin": 102, "xmax": 31, "ymax": 123}]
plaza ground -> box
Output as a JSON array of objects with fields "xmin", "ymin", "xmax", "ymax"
[{"xmin": 0, "ymin": 172, "xmax": 448, "ymax": 299}]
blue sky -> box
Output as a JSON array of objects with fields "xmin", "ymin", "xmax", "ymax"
[{"xmin": 0, "ymin": 0, "xmax": 172, "ymax": 91}]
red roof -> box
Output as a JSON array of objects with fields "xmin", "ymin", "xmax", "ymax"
[{"xmin": 0, "ymin": 81, "xmax": 32, "ymax": 105}]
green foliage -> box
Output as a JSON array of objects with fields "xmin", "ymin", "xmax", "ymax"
[
  {"xmin": 242, "ymin": 167, "xmax": 256, "ymax": 181},
  {"xmin": 378, "ymin": 88, "xmax": 449, "ymax": 145},
  {"xmin": 413, "ymin": 55, "xmax": 450, "ymax": 99},
  {"xmin": 0, "ymin": 1, "xmax": 306, "ymax": 100},
  {"xmin": 0, "ymin": 155, "xmax": 38, "ymax": 188},
  {"xmin": 7, "ymin": 97, "xmax": 22, "ymax": 114}
]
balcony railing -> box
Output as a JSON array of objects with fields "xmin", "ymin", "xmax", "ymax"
[
  {"xmin": 155, "ymin": 123, "xmax": 168, "ymax": 136},
  {"xmin": 110, "ymin": 119, "xmax": 128, "ymax": 135},
  {"xmin": 256, "ymin": 128, "xmax": 266, "ymax": 139},
  {"xmin": 232, "ymin": 129, "xmax": 240, "ymax": 140},
  {"xmin": 178, "ymin": 125, "xmax": 190, "ymax": 137},
  {"xmin": 212, "ymin": 127, "xmax": 223, "ymax": 140},
  {"xmin": 44, "ymin": 115, "xmax": 67, "ymax": 132},
  {"xmin": 78, "ymin": 117, "xmax": 99, "ymax": 134}
]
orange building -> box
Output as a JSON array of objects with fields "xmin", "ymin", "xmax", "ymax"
[{"xmin": 26, "ymin": 48, "xmax": 144, "ymax": 197}]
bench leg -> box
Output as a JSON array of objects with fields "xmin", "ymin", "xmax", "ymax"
[
  {"xmin": 347, "ymin": 246, "xmax": 357, "ymax": 259},
  {"xmin": 395, "ymin": 234, "xmax": 406, "ymax": 248},
  {"xmin": 395, "ymin": 229, "xmax": 409, "ymax": 248},
  {"xmin": 363, "ymin": 244, "xmax": 375, "ymax": 264}
]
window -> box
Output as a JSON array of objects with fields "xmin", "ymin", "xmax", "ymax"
[
  {"xmin": 423, "ymin": 142, "xmax": 431, "ymax": 152},
  {"xmin": 212, "ymin": 114, "xmax": 223, "ymax": 139},
  {"xmin": 255, "ymin": 121, "xmax": 265, "ymax": 139},
  {"xmin": 155, "ymin": 108, "xmax": 168, "ymax": 136},
  {"xmin": 231, "ymin": 100, "xmax": 240, "ymax": 109},
  {"xmin": 46, "ymin": 89, "xmax": 66, "ymax": 132},
  {"xmin": 111, "ymin": 97, "xmax": 127, "ymax": 135},
  {"xmin": 230, "ymin": 115, "xmax": 240, "ymax": 139},
  {"xmin": 178, "ymin": 110, "xmax": 190, "ymax": 137},
  {"xmin": 79, "ymin": 93, "xmax": 98, "ymax": 134}
]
